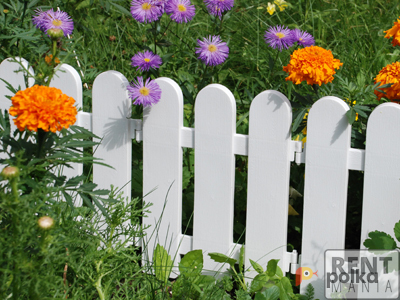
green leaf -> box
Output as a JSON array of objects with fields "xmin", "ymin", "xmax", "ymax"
[
  {"xmin": 91, "ymin": 195, "xmax": 110, "ymax": 219},
  {"xmin": 65, "ymin": 175, "xmax": 86, "ymax": 187},
  {"xmin": 266, "ymin": 259, "xmax": 279, "ymax": 277},
  {"xmin": 394, "ymin": 220, "xmax": 400, "ymax": 243},
  {"xmin": 280, "ymin": 277, "xmax": 294, "ymax": 296},
  {"xmin": 110, "ymin": 2, "xmax": 131, "ymax": 16},
  {"xmin": 180, "ymin": 83, "xmax": 194, "ymax": 104},
  {"xmin": 250, "ymin": 273, "xmax": 269, "ymax": 293},
  {"xmin": 276, "ymin": 265, "xmax": 284, "ymax": 277},
  {"xmin": 179, "ymin": 249, "xmax": 203, "ymax": 276},
  {"xmin": 196, "ymin": 275, "xmax": 215, "ymax": 288},
  {"xmin": 239, "ymin": 246, "xmax": 245, "ymax": 274},
  {"xmin": 277, "ymin": 280, "xmax": 290, "ymax": 300},
  {"xmin": 353, "ymin": 105, "xmax": 370, "ymax": 118},
  {"xmin": 249, "ymin": 259, "xmax": 264, "ymax": 274},
  {"xmin": 62, "ymin": 190, "xmax": 75, "ymax": 209},
  {"xmin": 363, "ymin": 231, "xmax": 397, "ymax": 250},
  {"xmin": 346, "ymin": 108, "xmax": 356, "ymax": 125},
  {"xmin": 208, "ymin": 252, "xmax": 237, "ymax": 267},
  {"xmin": 256, "ymin": 286, "xmax": 280, "ymax": 300},
  {"xmin": 161, "ymin": 53, "xmax": 173, "ymax": 64},
  {"xmin": 153, "ymin": 244, "xmax": 173, "ymax": 284},
  {"xmin": 292, "ymin": 108, "xmax": 307, "ymax": 133}
]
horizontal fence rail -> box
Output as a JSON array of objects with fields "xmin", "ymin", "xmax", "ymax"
[{"xmin": 1, "ymin": 58, "xmax": 400, "ymax": 299}]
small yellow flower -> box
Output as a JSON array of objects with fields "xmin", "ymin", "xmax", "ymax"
[
  {"xmin": 267, "ymin": 2, "xmax": 276, "ymax": 15},
  {"xmin": 274, "ymin": 0, "xmax": 288, "ymax": 12}
]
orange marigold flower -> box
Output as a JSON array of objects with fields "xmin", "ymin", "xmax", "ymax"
[
  {"xmin": 384, "ymin": 17, "xmax": 400, "ymax": 47},
  {"xmin": 45, "ymin": 54, "xmax": 61, "ymax": 65},
  {"xmin": 9, "ymin": 85, "xmax": 77, "ymax": 132},
  {"xmin": 283, "ymin": 45, "xmax": 343, "ymax": 86},
  {"xmin": 374, "ymin": 61, "xmax": 400, "ymax": 101}
]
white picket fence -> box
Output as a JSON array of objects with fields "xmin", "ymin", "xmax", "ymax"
[{"xmin": 1, "ymin": 57, "xmax": 400, "ymax": 299}]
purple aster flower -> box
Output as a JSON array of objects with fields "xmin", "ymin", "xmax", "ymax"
[
  {"xmin": 128, "ymin": 77, "xmax": 162, "ymax": 107},
  {"xmin": 264, "ymin": 25, "xmax": 294, "ymax": 51},
  {"xmin": 291, "ymin": 28, "xmax": 315, "ymax": 47},
  {"xmin": 32, "ymin": 8, "xmax": 74, "ymax": 36},
  {"xmin": 130, "ymin": 0, "xmax": 163, "ymax": 23},
  {"xmin": 196, "ymin": 35, "xmax": 229, "ymax": 66},
  {"xmin": 154, "ymin": 0, "xmax": 168, "ymax": 13},
  {"xmin": 204, "ymin": 0, "xmax": 234, "ymax": 18},
  {"xmin": 131, "ymin": 50, "xmax": 162, "ymax": 71},
  {"xmin": 165, "ymin": 0, "xmax": 196, "ymax": 23}
]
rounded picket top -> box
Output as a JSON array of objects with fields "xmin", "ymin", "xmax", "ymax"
[
  {"xmin": 193, "ymin": 83, "xmax": 236, "ymax": 276},
  {"xmin": 143, "ymin": 77, "xmax": 184, "ymax": 128},
  {"xmin": 142, "ymin": 76, "xmax": 184, "ymax": 271},
  {"xmin": 50, "ymin": 64, "xmax": 83, "ymax": 109},
  {"xmin": 195, "ymin": 83, "xmax": 236, "ymax": 118},
  {"xmin": 307, "ymin": 96, "xmax": 350, "ymax": 148},
  {"xmin": 0, "ymin": 57, "xmax": 35, "ymax": 111},
  {"xmin": 300, "ymin": 95, "xmax": 352, "ymax": 295},
  {"xmin": 249, "ymin": 89, "xmax": 292, "ymax": 139},
  {"xmin": 92, "ymin": 70, "xmax": 131, "ymax": 197},
  {"xmin": 361, "ymin": 102, "xmax": 400, "ymax": 244},
  {"xmin": 245, "ymin": 89, "xmax": 293, "ymax": 280}
]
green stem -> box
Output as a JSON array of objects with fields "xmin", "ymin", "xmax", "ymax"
[
  {"xmin": 95, "ymin": 260, "xmax": 105, "ymax": 300},
  {"xmin": 36, "ymin": 129, "xmax": 48, "ymax": 159},
  {"xmin": 312, "ymin": 84, "xmax": 320, "ymax": 99},
  {"xmin": 231, "ymin": 267, "xmax": 247, "ymax": 291},
  {"xmin": 10, "ymin": 177, "xmax": 19, "ymax": 203},
  {"xmin": 45, "ymin": 40, "xmax": 59, "ymax": 86}
]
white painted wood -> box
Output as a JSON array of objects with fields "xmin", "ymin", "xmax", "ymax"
[
  {"xmin": 0, "ymin": 57, "xmax": 34, "ymax": 110},
  {"xmin": 192, "ymin": 84, "xmax": 236, "ymax": 276},
  {"xmin": 142, "ymin": 77, "xmax": 184, "ymax": 274},
  {"xmin": 300, "ymin": 97, "xmax": 351, "ymax": 298},
  {"xmin": 50, "ymin": 64, "xmax": 83, "ymax": 201},
  {"xmin": 245, "ymin": 90, "xmax": 292, "ymax": 279},
  {"xmin": 50, "ymin": 64, "xmax": 83, "ymax": 110},
  {"xmin": 92, "ymin": 71, "xmax": 131, "ymax": 200},
  {"xmin": 0, "ymin": 58, "xmax": 34, "ymax": 138},
  {"xmin": 6, "ymin": 59, "xmax": 400, "ymax": 298},
  {"xmin": 360, "ymin": 103, "xmax": 400, "ymax": 246}
]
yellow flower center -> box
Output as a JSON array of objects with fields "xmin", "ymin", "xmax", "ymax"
[
  {"xmin": 178, "ymin": 4, "xmax": 187, "ymax": 12},
  {"xmin": 144, "ymin": 58, "xmax": 150, "ymax": 62},
  {"xmin": 142, "ymin": 3, "xmax": 152, "ymax": 10},
  {"xmin": 276, "ymin": 32, "xmax": 285, "ymax": 39},
  {"xmin": 139, "ymin": 87, "xmax": 150, "ymax": 96},
  {"xmin": 208, "ymin": 44, "xmax": 217, "ymax": 52},
  {"xmin": 52, "ymin": 19, "xmax": 62, "ymax": 26},
  {"xmin": 299, "ymin": 37, "xmax": 303, "ymax": 41}
]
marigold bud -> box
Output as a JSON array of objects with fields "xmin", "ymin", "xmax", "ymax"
[
  {"xmin": 1, "ymin": 166, "xmax": 19, "ymax": 179},
  {"xmin": 38, "ymin": 216, "xmax": 54, "ymax": 230},
  {"xmin": 47, "ymin": 28, "xmax": 64, "ymax": 39}
]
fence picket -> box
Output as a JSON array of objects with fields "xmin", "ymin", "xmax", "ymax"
[
  {"xmin": 300, "ymin": 97, "xmax": 351, "ymax": 296},
  {"xmin": 50, "ymin": 64, "xmax": 83, "ymax": 197},
  {"xmin": 92, "ymin": 71, "xmax": 132, "ymax": 200},
  {"xmin": 4, "ymin": 58, "xmax": 400, "ymax": 300},
  {"xmin": 245, "ymin": 90, "xmax": 292, "ymax": 279},
  {"xmin": 142, "ymin": 77, "xmax": 184, "ymax": 272},
  {"xmin": 360, "ymin": 103, "xmax": 400, "ymax": 245},
  {"xmin": 192, "ymin": 84, "xmax": 236, "ymax": 275}
]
